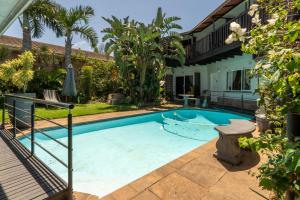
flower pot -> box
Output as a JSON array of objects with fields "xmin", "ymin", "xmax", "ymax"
[
  {"xmin": 202, "ymin": 97, "xmax": 208, "ymax": 108},
  {"xmin": 255, "ymin": 113, "xmax": 269, "ymax": 133},
  {"xmin": 287, "ymin": 112, "xmax": 300, "ymax": 141},
  {"xmin": 7, "ymin": 93, "xmax": 36, "ymax": 129},
  {"xmin": 285, "ymin": 190, "xmax": 296, "ymax": 200}
]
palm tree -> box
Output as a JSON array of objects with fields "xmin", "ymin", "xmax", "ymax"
[
  {"xmin": 56, "ymin": 5, "xmax": 98, "ymax": 69},
  {"xmin": 19, "ymin": 0, "xmax": 61, "ymax": 51}
]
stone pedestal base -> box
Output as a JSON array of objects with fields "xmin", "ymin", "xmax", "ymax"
[
  {"xmin": 214, "ymin": 120, "xmax": 256, "ymax": 165},
  {"xmin": 214, "ymin": 132, "xmax": 252, "ymax": 165}
]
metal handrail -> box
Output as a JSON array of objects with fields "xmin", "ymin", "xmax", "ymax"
[
  {"xmin": 210, "ymin": 95, "xmax": 257, "ymax": 101},
  {"xmin": 1, "ymin": 94, "xmax": 74, "ymax": 199},
  {"xmin": 5, "ymin": 94, "xmax": 74, "ymax": 109},
  {"xmin": 4, "ymin": 103, "xmax": 31, "ymax": 114},
  {"xmin": 33, "ymin": 141, "xmax": 68, "ymax": 168},
  {"xmin": 34, "ymin": 115, "xmax": 68, "ymax": 129},
  {"xmin": 208, "ymin": 90, "xmax": 258, "ymax": 113},
  {"xmin": 34, "ymin": 127, "xmax": 68, "ymax": 149},
  {"xmin": 5, "ymin": 102, "xmax": 69, "ymax": 129}
]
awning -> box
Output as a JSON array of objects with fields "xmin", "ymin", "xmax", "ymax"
[
  {"xmin": 0, "ymin": 0, "xmax": 33, "ymax": 35},
  {"xmin": 187, "ymin": 0, "xmax": 243, "ymax": 34}
]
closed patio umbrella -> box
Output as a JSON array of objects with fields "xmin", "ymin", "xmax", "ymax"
[{"xmin": 62, "ymin": 64, "xmax": 77, "ymax": 97}]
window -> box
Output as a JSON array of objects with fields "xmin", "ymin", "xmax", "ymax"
[
  {"xmin": 227, "ymin": 69, "xmax": 251, "ymax": 91},
  {"xmin": 185, "ymin": 75, "xmax": 193, "ymax": 94},
  {"xmin": 242, "ymin": 69, "xmax": 251, "ymax": 90}
]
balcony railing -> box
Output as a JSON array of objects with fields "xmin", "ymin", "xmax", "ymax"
[{"xmin": 186, "ymin": 11, "xmax": 252, "ymax": 65}]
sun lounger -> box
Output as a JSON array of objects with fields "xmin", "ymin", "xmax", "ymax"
[{"xmin": 43, "ymin": 90, "xmax": 61, "ymax": 103}]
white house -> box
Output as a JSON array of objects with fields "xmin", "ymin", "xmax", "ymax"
[{"xmin": 165, "ymin": 0, "xmax": 259, "ymax": 111}]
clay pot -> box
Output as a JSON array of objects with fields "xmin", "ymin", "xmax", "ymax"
[{"xmin": 255, "ymin": 113, "xmax": 269, "ymax": 133}]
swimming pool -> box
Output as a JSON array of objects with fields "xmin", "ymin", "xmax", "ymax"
[{"xmin": 19, "ymin": 109, "xmax": 251, "ymax": 197}]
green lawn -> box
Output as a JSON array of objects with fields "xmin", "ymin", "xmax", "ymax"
[{"xmin": 0, "ymin": 103, "xmax": 137, "ymax": 122}]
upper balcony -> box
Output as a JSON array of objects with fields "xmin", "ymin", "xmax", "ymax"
[{"xmin": 185, "ymin": 11, "xmax": 252, "ymax": 66}]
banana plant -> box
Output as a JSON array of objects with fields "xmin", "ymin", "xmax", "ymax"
[{"xmin": 102, "ymin": 7, "xmax": 185, "ymax": 103}]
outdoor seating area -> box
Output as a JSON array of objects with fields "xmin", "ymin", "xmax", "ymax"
[{"xmin": 177, "ymin": 94, "xmax": 207, "ymax": 108}]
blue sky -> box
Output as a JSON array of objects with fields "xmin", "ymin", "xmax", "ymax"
[{"xmin": 5, "ymin": 0, "xmax": 224, "ymax": 51}]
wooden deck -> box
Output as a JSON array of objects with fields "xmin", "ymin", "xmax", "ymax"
[{"xmin": 0, "ymin": 129, "xmax": 68, "ymax": 200}]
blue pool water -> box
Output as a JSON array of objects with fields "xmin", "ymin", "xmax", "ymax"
[{"xmin": 19, "ymin": 109, "xmax": 251, "ymax": 197}]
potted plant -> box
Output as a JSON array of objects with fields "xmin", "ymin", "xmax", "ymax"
[
  {"xmin": 0, "ymin": 51, "xmax": 35, "ymax": 129},
  {"xmin": 202, "ymin": 90, "xmax": 209, "ymax": 108},
  {"xmin": 255, "ymin": 105, "xmax": 269, "ymax": 133}
]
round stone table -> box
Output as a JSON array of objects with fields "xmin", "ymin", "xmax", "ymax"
[{"xmin": 214, "ymin": 119, "xmax": 256, "ymax": 165}]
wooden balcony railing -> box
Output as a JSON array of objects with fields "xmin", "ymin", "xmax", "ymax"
[{"xmin": 186, "ymin": 11, "xmax": 252, "ymax": 65}]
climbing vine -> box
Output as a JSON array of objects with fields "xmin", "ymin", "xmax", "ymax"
[{"xmin": 226, "ymin": 0, "xmax": 300, "ymax": 199}]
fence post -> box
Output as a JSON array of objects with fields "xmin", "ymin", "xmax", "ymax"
[
  {"xmin": 31, "ymin": 103, "xmax": 35, "ymax": 156},
  {"xmin": 13, "ymin": 100, "xmax": 16, "ymax": 138},
  {"xmin": 1, "ymin": 96, "xmax": 5, "ymax": 129},
  {"xmin": 241, "ymin": 94, "xmax": 244, "ymax": 113},
  {"xmin": 68, "ymin": 112, "xmax": 73, "ymax": 200}
]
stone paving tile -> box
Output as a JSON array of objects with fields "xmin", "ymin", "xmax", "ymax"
[
  {"xmin": 178, "ymin": 159, "xmax": 227, "ymax": 188},
  {"xmin": 155, "ymin": 164, "xmax": 177, "ymax": 177},
  {"xmin": 99, "ymin": 195, "xmax": 115, "ymax": 200},
  {"xmin": 189, "ymin": 143, "xmax": 231, "ymax": 170},
  {"xmin": 168, "ymin": 158, "xmax": 187, "ymax": 169},
  {"xmin": 111, "ymin": 185, "xmax": 138, "ymax": 200},
  {"xmin": 149, "ymin": 172, "xmax": 206, "ymax": 200},
  {"xmin": 74, "ymin": 192, "xmax": 101, "ymax": 200},
  {"xmin": 202, "ymin": 170, "xmax": 270, "ymax": 200},
  {"xmin": 129, "ymin": 171, "xmax": 164, "ymax": 192},
  {"xmin": 176, "ymin": 151, "xmax": 200, "ymax": 164},
  {"xmin": 131, "ymin": 190, "xmax": 161, "ymax": 200}
]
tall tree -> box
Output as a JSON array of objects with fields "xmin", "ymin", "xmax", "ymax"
[
  {"xmin": 102, "ymin": 7, "xmax": 184, "ymax": 103},
  {"xmin": 56, "ymin": 5, "xmax": 98, "ymax": 68},
  {"xmin": 19, "ymin": 0, "xmax": 61, "ymax": 51}
]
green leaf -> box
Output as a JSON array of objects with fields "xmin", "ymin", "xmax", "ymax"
[
  {"xmin": 259, "ymin": 178, "xmax": 274, "ymax": 190},
  {"xmin": 270, "ymin": 69, "xmax": 281, "ymax": 83},
  {"xmin": 289, "ymin": 31, "xmax": 299, "ymax": 42}
]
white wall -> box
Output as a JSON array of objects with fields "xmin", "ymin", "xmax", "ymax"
[
  {"xmin": 166, "ymin": 54, "xmax": 259, "ymax": 101},
  {"xmin": 166, "ymin": 64, "xmax": 208, "ymax": 96}
]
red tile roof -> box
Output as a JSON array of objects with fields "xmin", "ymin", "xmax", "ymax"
[{"xmin": 0, "ymin": 35, "xmax": 113, "ymax": 61}]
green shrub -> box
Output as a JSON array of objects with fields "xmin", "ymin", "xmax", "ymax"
[
  {"xmin": 78, "ymin": 60, "xmax": 121, "ymax": 101},
  {"xmin": 0, "ymin": 45, "xmax": 11, "ymax": 62},
  {"xmin": 0, "ymin": 51, "xmax": 35, "ymax": 93},
  {"xmin": 28, "ymin": 68, "xmax": 66, "ymax": 98},
  {"xmin": 80, "ymin": 65, "xmax": 94, "ymax": 102}
]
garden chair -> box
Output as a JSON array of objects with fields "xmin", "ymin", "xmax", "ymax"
[{"xmin": 43, "ymin": 90, "xmax": 61, "ymax": 103}]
